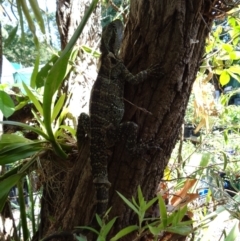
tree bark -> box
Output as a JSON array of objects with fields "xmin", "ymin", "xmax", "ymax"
[{"xmin": 37, "ymin": 1, "xmax": 214, "ymax": 240}]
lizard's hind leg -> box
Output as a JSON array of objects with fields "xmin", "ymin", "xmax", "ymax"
[{"xmin": 106, "ymin": 121, "xmax": 159, "ymax": 156}]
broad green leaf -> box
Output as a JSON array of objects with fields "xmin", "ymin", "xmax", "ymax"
[
  {"xmin": 22, "ymin": 82, "xmax": 43, "ymax": 116},
  {"xmin": 219, "ymin": 70, "xmax": 230, "ymax": 86},
  {"xmin": 110, "ymin": 225, "xmax": 138, "ymax": 241},
  {"xmin": 4, "ymin": 25, "xmax": 18, "ymax": 48},
  {"xmin": 158, "ymin": 195, "xmax": 167, "ymax": 228},
  {"xmin": 0, "ymin": 134, "xmax": 32, "ymax": 145},
  {"xmin": 0, "ymin": 90, "xmax": 15, "ymax": 118},
  {"xmin": 117, "ymin": 191, "xmax": 139, "ymax": 214}
]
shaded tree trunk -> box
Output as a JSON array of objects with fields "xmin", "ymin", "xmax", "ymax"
[{"xmin": 36, "ymin": 1, "xmax": 215, "ymax": 240}]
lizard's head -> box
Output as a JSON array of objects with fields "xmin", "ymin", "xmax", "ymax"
[{"xmin": 100, "ymin": 19, "xmax": 124, "ymax": 56}]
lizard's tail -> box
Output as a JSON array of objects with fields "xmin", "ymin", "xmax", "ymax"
[{"xmin": 95, "ymin": 183, "xmax": 110, "ymax": 217}]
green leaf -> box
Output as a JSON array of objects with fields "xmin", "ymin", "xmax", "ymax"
[
  {"xmin": 0, "ymin": 120, "xmax": 49, "ymax": 140},
  {"xmin": 4, "ymin": 25, "xmax": 18, "ymax": 48},
  {"xmin": 51, "ymin": 94, "xmax": 66, "ymax": 122},
  {"xmin": 158, "ymin": 195, "xmax": 167, "ymax": 228},
  {"xmin": 22, "ymin": 82, "xmax": 43, "ymax": 116},
  {"xmin": 165, "ymin": 225, "xmax": 192, "ymax": 236},
  {"xmin": 28, "ymin": 0, "xmax": 45, "ymax": 34},
  {"xmin": 110, "ymin": 225, "xmax": 138, "ymax": 241},
  {"xmin": 224, "ymin": 222, "xmax": 239, "ymax": 241},
  {"xmin": 36, "ymin": 54, "xmax": 59, "ymax": 88},
  {"xmin": 96, "ymin": 214, "xmax": 102, "ymax": 227},
  {"xmin": 222, "ymin": 43, "xmax": 233, "ymax": 53},
  {"xmin": 0, "ymin": 90, "xmax": 15, "ymax": 118},
  {"xmin": 0, "ymin": 145, "xmax": 43, "ymax": 164},
  {"xmin": 228, "ymin": 65, "xmax": 240, "ymax": 75},
  {"xmin": 229, "ymin": 51, "xmax": 240, "ymax": 60},
  {"xmin": 43, "ymin": 48, "xmax": 78, "ymax": 159},
  {"xmin": 81, "ymin": 45, "xmax": 100, "ymax": 58},
  {"xmin": 219, "ymin": 70, "xmax": 230, "ymax": 86},
  {"xmin": 145, "ymin": 196, "xmax": 158, "ymax": 212},
  {"xmin": 75, "ymin": 226, "xmax": 99, "ymax": 235},
  {"xmin": 0, "ymin": 134, "xmax": 32, "ymax": 146},
  {"xmin": 102, "ymin": 217, "xmax": 117, "ymax": 237},
  {"xmin": 117, "ymin": 191, "xmax": 139, "ymax": 214},
  {"xmin": 137, "ymin": 186, "xmax": 145, "ymax": 207},
  {"xmin": 223, "ymin": 130, "xmax": 228, "ymax": 144},
  {"xmin": 148, "ymin": 224, "xmax": 163, "ymax": 236},
  {"xmin": 30, "ymin": 53, "xmax": 40, "ymax": 88},
  {"xmin": 220, "ymin": 151, "xmax": 228, "ymax": 170},
  {"xmin": 0, "ymin": 174, "xmax": 23, "ymax": 212}
]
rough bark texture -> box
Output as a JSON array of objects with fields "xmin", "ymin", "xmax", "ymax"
[{"xmin": 37, "ymin": 1, "xmax": 215, "ymax": 240}]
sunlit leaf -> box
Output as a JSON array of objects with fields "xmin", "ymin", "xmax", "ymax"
[
  {"xmin": 229, "ymin": 51, "xmax": 240, "ymax": 60},
  {"xmin": 219, "ymin": 70, "xmax": 230, "ymax": 86},
  {"xmin": 222, "ymin": 43, "xmax": 233, "ymax": 53}
]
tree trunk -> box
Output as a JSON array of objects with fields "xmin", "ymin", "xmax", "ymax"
[{"xmin": 36, "ymin": 1, "xmax": 215, "ymax": 240}]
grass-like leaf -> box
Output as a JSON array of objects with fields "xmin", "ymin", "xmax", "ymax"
[
  {"xmin": 22, "ymin": 82, "xmax": 43, "ymax": 116},
  {"xmin": 110, "ymin": 225, "xmax": 138, "ymax": 241},
  {"xmin": 117, "ymin": 191, "xmax": 139, "ymax": 214},
  {"xmin": 0, "ymin": 120, "xmax": 49, "ymax": 140}
]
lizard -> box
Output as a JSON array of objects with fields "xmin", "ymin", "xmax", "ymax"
[{"xmin": 77, "ymin": 19, "xmax": 160, "ymax": 218}]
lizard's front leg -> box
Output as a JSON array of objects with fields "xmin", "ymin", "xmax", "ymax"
[{"xmin": 76, "ymin": 113, "xmax": 90, "ymax": 148}]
